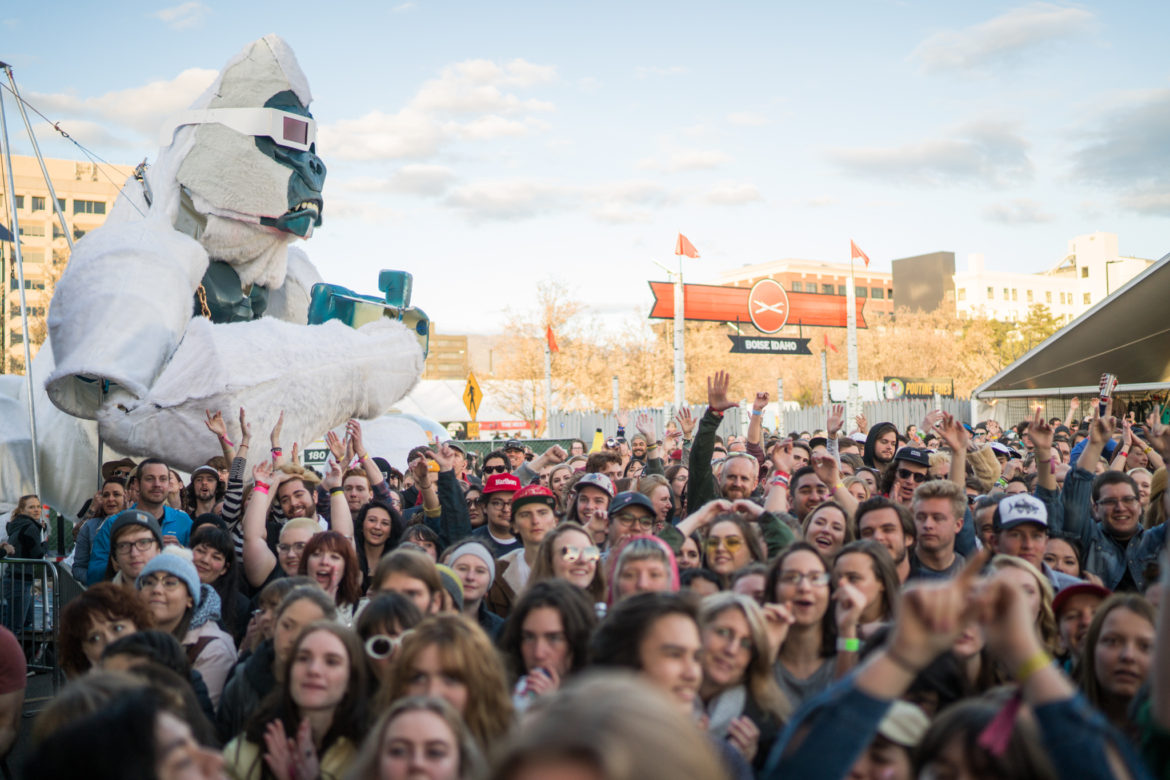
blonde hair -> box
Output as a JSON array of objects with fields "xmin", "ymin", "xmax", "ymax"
[
  {"xmin": 347, "ymin": 696, "xmax": 485, "ymax": 780},
  {"xmin": 912, "ymin": 479, "xmax": 966, "ymax": 521},
  {"xmin": 989, "ymin": 555, "xmax": 1058, "ymax": 656},
  {"xmin": 698, "ymin": 592, "xmax": 790, "ymax": 722}
]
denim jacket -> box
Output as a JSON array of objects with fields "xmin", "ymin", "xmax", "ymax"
[{"xmin": 1038, "ymin": 467, "xmax": 1165, "ymax": 591}]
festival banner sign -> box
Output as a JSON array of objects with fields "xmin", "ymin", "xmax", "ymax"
[{"xmin": 648, "ymin": 281, "xmax": 866, "ymax": 329}]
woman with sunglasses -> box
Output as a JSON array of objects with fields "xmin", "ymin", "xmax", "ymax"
[
  {"xmin": 765, "ymin": 542, "xmax": 841, "ymax": 709},
  {"xmin": 499, "ymin": 580, "xmax": 597, "ymax": 711},
  {"xmin": 697, "ymin": 593, "xmax": 790, "ymax": 770},
  {"xmin": 704, "ymin": 513, "xmax": 766, "ymax": 585},
  {"xmin": 355, "ymin": 591, "xmax": 423, "ymax": 686},
  {"xmin": 446, "ymin": 540, "xmax": 504, "ymax": 638},
  {"xmin": 462, "ymin": 484, "xmax": 485, "ymax": 528},
  {"xmin": 216, "ymin": 585, "xmax": 335, "ymax": 742},
  {"xmin": 225, "ymin": 622, "xmax": 368, "ymax": 780},
  {"xmin": 528, "ymin": 522, "xmax": 607, "ymax": 611}
]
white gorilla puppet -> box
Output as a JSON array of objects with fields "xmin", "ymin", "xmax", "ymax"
[{"xmin": 26, "ymin": 35, "xmax": 423, "ymax": 511}]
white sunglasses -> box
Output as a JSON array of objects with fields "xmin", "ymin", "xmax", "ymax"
[{"xmin": 163, "ymin": 107, "xmax": 317, "ymax": 152}]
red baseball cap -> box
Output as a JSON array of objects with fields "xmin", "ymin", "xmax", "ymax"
[
  {"xmin": 483, "ymin": 473, "xmax": 522, "ymax": 495},
  {"xmin": 512, "ymin": 485, "xmax": 556, "ymax": 513}
]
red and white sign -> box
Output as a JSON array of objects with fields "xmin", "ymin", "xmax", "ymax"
[{"xmin": 747, "ymin": 279, "xmax": 790, "ymax": 334}]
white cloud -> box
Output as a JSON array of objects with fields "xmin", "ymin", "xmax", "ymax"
[
  {"xmin": 635, "ymin": 65, "xmax": 689, "ymax": 78},
  {"xmin": 706, "ymin": 182, "xmax": 763, "ymax": 205},
  {"xmin": 577, "ymin": 76, "xmax": 601, "ymax": 93},
  {"xmin": 982, "ymin": 198, "xmax": 1053, "ymax": 224},
  {"xmin": 830, "ymin": 121, "xmax": 1033, "ymax": 187},
  {"xmin": 803, "ymin": 195, "xmax": 837, "ymax": 208},
  {"xmin": 344, "ymin": 165, "xmax": 457, "ymax": 197},
  {"xmin": 637, "ymin": 148, "xmax": 732, "ymax": 173},
  {"xmin": 392, "ymin": 2, "xmax": 416, "ymax": 12},
  {"xmin": 727, "ymin": 111, "xmax": 769, "ymax": 127},
  {"xmin": 151, "ymin": 1, "xmax": 210, "ymax": 30},
  {"xmin": 1072, "ymin": 87, "xmax": 1170, "ymax": 216},
  {"xmin": 912, "ymin": 2, "xmax": 1093, "ymax": 73},
  {"xmin": 321, "ymin": 58, "xmax": 556, "ymax": 161},
  {"xmin": 443, "ymin": 177, "xmax": 673, "ymax": 222},
  {"xmin": 27, "ymin": 67, "xmax": 217, "ymax": 142}
]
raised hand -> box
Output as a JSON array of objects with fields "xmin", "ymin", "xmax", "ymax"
[
  {"xmin": 289, "ymin": 718, "xmax": 321, "ymax": 780},
  {"xmin": 239, "ymin": 407, "xmax": 251, "ymax": 443},
  {"xmin": 1088, "ymin": 413, "xmax": 1116, "ymax": 447},
  {"xmin": 921, "ymin": 409, "xmax": 944, "ymax": 434},
  {"xmin": 616, "ymin": 411, "xmax": 629, "ymax": 428},
  {"xmin": 322, "ymin": 458, "xmax": 343, "ymax": 491},
  {"xmin": 204, "ymin": 409, "xmax": 228, "ymax": 438},
  {"xmin": 812, "ymin": 454, "xmax": 840, "ymax": 489},
  {"xmin": 731, "ymin": 498, "xmax": 764, "ymax": 519},
  {"xmin": 1145, "ymin": 406, "xmax": 1170, "ymax": 458},
  {"xmin": 975, "ymin": 570, "xmax": 1047, "ymax": 671},
  {"xmin": 664, "ymin": 429, "xmax": 683, "ymax": 452},
  {"xmin": 707, "ymin": 371, "xmax": 737, "ymax": 413},
  {"xmin": 753, "ymin": 392, "xmax": 770, "ymax": 412},
  {"xmin": 325, "ymin": 430, "xmax": 347, "ymax": 462},
  {"xmin": 675, "ymin": 407, "xmax": 696, "ymax": 438},
  {"xmin": 826, "ymin": 404, "xmax": 844, "ymax": 437},
  {"xmin": 761, "ymin": 603, "xmax": 795, "ymax": 661},
  {"xmin": 771, "ymin": 440, "xmax": 797, "ymax": 474},
  {"xmin": 635, "ymin": 413, "xmax": 656, "ymax": 441},
  {"xmin": 834, "ymin": 581, "xmax": 867, "ymax": 634},
  {"xmin": 855, "ymin": 411, "xmax": 868, "ymax": 434},
  {"xmin": 1028, "ymin": 407, "xmax": 1053, "ymax": 451},
  {"xmin": 347, "ymin": 419, "xmax": 366, "ymax": 459},
  {"xmin": 262, "ymin": 720, "xmax": 295, "ymax": 780},
  {"xmin": 934, "ymin": 412, "xmax": 970, "ymax": 453},
  {"xmin": 888, "ymin": 551, "xmax": 988, "ymax": 670},
  {"xmin": 252, "ymin": 460, "xmax": 275, "ymax": 485},
  {"xmin": 432, "ymin": 442, "xmax": 457, "ymax": 472},
  {"xmin": 270, "ymin": 410, "xmax": 285, "ymax": 449}
]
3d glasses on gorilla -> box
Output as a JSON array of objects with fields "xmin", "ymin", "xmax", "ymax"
[{"xmin": 165, "ymin": 107, "xmax": 317, "ymax": 152}]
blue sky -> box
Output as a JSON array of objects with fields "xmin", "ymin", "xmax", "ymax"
[{"xmin": 4, "ymin": 1, "xmax": 1168, "ymax": 335}]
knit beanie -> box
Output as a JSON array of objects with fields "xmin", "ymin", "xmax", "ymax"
[
  {"xmin": 136, "ymin": 546, "xmax": 201, "ymax": 608},
  {"xmin": 446, "ymin": 541, "xmax": 497, "ymax": 590}
]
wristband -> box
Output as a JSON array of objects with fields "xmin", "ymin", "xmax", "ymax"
[
  {"xmin": 254, "ymin": 483, "xmax": 270, "ymax": 496},
  {"xmin": 1014, "ymin": 649, "xmax": 1052, "ymax": 683},
  {"xmin": 774, "ymin": 470, "xmax": 790, "ymax": 481},
  {"xmin": 357, "ymin": 451, "xmax": 368, "ymax": 460},
  {"xmin": 835, "ymin": 481, "xmax": 846, "ymax": 490},
  {"xmin": 751, "ymin": 409, "xmax": 763, "ymax": 416},
  {"xmin": 710, "ymin": 408, "xmax": 724, "ymax": 419},
  {"xmin": 1144, "ymin": 446, "xmax": 1153, "ymax": 455},
  {"xmin": 770, "ymin": 475, "xmax": 789, "ymax": 487},
  {"xmin": 330, "ymin": 487, "xmax": 344, "ymax": 496},
  {"xmin": 271, "ymin": 447, "xmax": 283, "ymax": 456},
  {"xmin": 836, "ymin": 637, "xmax": 860, "ymax": 653},
  {"xmin": 885, "ymin": 646, "xmax": 920, "ymax": 675},
  {"xmin": 218, "ymin": 434, "xmax": 235, "ymax": 447}
]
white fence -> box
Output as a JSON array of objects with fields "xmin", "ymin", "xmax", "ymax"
[{"xmin": 780, "ymin": 398, "xmax": 972, "ymax": 436}]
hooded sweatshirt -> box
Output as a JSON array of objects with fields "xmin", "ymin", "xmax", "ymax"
[{"xmin": 862, "ymin": 422, "xmax": 899, "ymax": 471}]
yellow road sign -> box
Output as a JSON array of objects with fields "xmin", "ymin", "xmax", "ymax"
[{"xmin": 463, "ymin": 372, "xmax": 482, "ymax": 420}]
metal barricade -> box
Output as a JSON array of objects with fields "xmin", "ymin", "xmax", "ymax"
[{"xmin": 0, "ymin": 557, "xmax": 62, "ymax": 694}]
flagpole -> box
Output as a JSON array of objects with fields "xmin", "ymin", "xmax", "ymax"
[
  {"xmin": 846, "ymin": 249, "xmax": 860, "ymax": 431},
  {"xmin": 544, "ymin": 340, "xmax": 552, "ymax": 438},
  {"xmin": 820, "ymin": 348, "xmax": 830, "ymax": 409},
  {"xmin": 673, "ymin": 250, "xmax": 685, "ymax": 412}
]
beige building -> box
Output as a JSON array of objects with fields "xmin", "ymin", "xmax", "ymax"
[
  {"xmin": 0, "ymin": 154, "xmax": 134, "ymax": 373},
  {"xmin": 718, "ymin": 259, "xmax": 895, "ymax": 317}
]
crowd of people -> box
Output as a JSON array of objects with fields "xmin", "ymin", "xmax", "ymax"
[{"xmin": 3, "ymin": 372, "xmax": 1170, "ymax": 779}]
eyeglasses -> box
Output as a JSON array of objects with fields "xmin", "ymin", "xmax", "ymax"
[
  {"xmin": 487, "ymin": 499, "xmax": 512, "ymax": 510},
  {"xmin": 365, "ymin": 629, "xmax": 413, "ymax": 660},
  {"xmin": 896, "ymin": 468, "xmax": 928, "ymax": 484},
  {"xmin": 614, "ymin": 512, "xmax": 654, "ymax": 530},
  {"xmin": 114, "ymin": 538, "xmax": 158, "ymax": 555},
  {"xmin": 483, "ymin": 465, "xmax": 509, "ymax": 475},
  {"xmin": 139, "ymin": 575, "xmax": 185, "ymax": 591},
  {"xmin": 705, "ymin": 536, "xmax": 744, "ymax": 553},
  {"xmin": 167, "ymin": 107, "xmax": 318, "ymax": 152},
  {"xmin": 277, "ymin": 541, "xmax": 308, "ymax": 555},
  {"xmin": 560, "ymin": 545, "xmax": 601, "ymax": 564},
  {"xmin": 778, "ymin": 571, "xmax": 832, "ymax": 587},
  {"xmin": 1097, "ymin": 496, "xmax": 1140, "ymax": 509},
  {"xmin": 465, "ymin": 498, "xmax": 480, "ymax": 508}
]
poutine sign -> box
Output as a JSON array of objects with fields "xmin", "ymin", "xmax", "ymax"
[{"xmin": 648, "ymin": 281, "xmax": 866, "ymax": 329}]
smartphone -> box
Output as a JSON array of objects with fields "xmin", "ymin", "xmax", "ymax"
[{"xmin": 1098, "ymin": 374, "xmax": 1118, "ymax": 417}]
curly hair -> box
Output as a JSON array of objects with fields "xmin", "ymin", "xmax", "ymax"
[
  {"xmin": 381, "ymin": 614, "xmax": 512, "ymax": 750},
  {"xmin": 59, "ymin": 582, "xmax": 155, "ymax": 678}
]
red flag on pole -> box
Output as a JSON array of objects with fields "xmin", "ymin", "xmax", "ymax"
[
  {"xmin": 823, "ymin": 333, "xmax": 838, "ymax": 353},
  {"xmin": 675, "ymin": 233, "xmax": 700, "ymax": 258},
  {"xmin": 546, "ymin": 325, "xmax": 559, "ymax": 353},
  {"xmin": 850, "ymin": 240, "xmax": 870, "ymax": 268}
]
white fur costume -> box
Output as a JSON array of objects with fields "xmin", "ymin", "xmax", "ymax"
[{"xmin": 1, "ymin": 36, "xmax": 424, "ymax": 513}]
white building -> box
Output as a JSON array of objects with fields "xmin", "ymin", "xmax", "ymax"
[{"xmin": 954, "ymin": 232, "xmax": 1152, "ymax": 323}]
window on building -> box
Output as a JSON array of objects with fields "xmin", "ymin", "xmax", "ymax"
[
  {"xmin": 856, "ymin": 286, "xmax": 867, "ymax": 298},
  {"xmin": 834, "ymin": 285, "xmax": 844, "ymax": 296},
  {"xmin": 52, "ymin": 224, "xmax": 66, "ymax": 239},
  {"xmin": 14, "ymin": 195, "xmax": 23, "ymax": 209},
  {"xmin": 57, "ymin": 197, "xmax": 66, "ymax": 211},
  {"xmin": 822, "ymin": 283, "xmax": 835, "ymax": 295},
  {"xmin": 1080, "ymin": 266, "xmax": 1089, "ymax": 278},
  {"xmin": 31, "ymin": 196, "xmax": 45, "ymax": 212},
  {"xmin": 1045, "ymin": 291, "xmax": 1052, "ymax": 303},
  {"xmin": 1011, "ymin": 289, "xmax": 1018, "ymax": 301},
  {"xmin": 72, "ymin": 199, "xmax": 106, "ymax": 215},
  {"xmin": 791, "ymin": 281, "xmax": 802, "ymax": 292},
  {"xmin": 1026, "ymin": 290, "xmax": 1033, "ymax": 303},
  {"xmin": 18, "ymin": 224, "xmax": 45, "ymax": 237},
  {"xmin": 871, "ymin": 287, "xmax": 884, "ymax": 299},
  {"xmin": 1084, "ymin": 293, "xmax": 1091, "ymax": 305},
  {"xmin": 957, "ymin": 288, "xmax": 966, "ymax": 302},
  {"xmin": 10, "ymin": 332, "xmax": 22, "ymax": 345},
  {"xmin": 987, "ymin": 287, "xmax": 994, "ymax": 300}
]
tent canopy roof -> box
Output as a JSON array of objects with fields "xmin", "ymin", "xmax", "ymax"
[{"xmin": 974, "ymin": 251, "xmax": 1170, "ymax": 398}]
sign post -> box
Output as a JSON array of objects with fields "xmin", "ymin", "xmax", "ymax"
[{"xmin": 463, "ymin": 372, "xmax": 482, "ymax": 439}]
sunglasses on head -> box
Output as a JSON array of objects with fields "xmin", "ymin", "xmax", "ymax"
[
  {"xmin": 560, "ymin": 545, "xmax": 601, "ymax": 564},
  {"xmin": 897, "ymin": 468, "xmax": 928, "ymax": 484}
]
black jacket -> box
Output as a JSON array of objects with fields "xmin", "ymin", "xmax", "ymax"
[{"xmin": 5, "ymin": 514, "xmax": 44, "ymax": 559}]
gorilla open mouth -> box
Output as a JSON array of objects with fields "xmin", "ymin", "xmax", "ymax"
[{"xmin": 264, "ymin": 199, "xmax": 322, "ymax": 237}]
